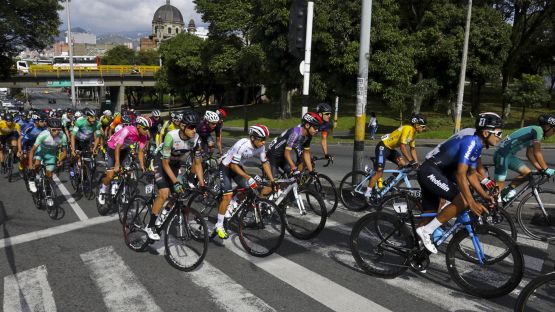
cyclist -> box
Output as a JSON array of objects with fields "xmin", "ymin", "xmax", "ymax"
[
  {"xmin": 267, "ymin": 112, "xmax": 322, "ymax": 178},
  {"xmin": 214, "ymin": 124, "xmax": 275, "ymax": 239},
  {"xmin": 27, "ymin": 118, "xmax": 68, "ymax": 193},
  {"xmin": 156, "ymin": 111, "xmax": 182, "ymax": 146},
  {"xmin": 0, "ymin": 114, "xmax": 21, "ymax": 168},
  {"xmin": 316, "ymin": 103, "xmax": 334, "ymax": 160},
  {"xmin": 365, "ymin": 114, "xmax": 427, "ymax": 197},
  {"xmin": 18, "ymin": 112, "xmax": 47, "ymax": 173},
  {"xmin": 196, "ymin": 110, "xmax": 222, "ymax": 156},
  {"xmin": 148, "ymin": 109, "xmax": 162, "ymax": 153},
  {"xmin": 146, "ymin": 111, "xmax": 205, "ymax": 240},
  {"xmin": 415, "ymin": 112, "xmax": 503, "ymax": 254},
  {"xmin": 113, "ymin": 114, "xmax": 132, "ymax": 134},
  {"xmin": 493, "ymin": 113, "xmax": 555, "ymax": 202},
  {"xmin": 99, "ymin": 110, "xmax": 112, "ymax": 137},
  {"xmin": 69, "ymin": 108, "xmax": 101, "ymax": 177},
  {"xmin": 97, "ymin": 116, "xmax": 151, "ymax": 205}
]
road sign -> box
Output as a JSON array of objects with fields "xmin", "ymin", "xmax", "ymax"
[
  {"xmin": 75, "ymin": 79, "xmax": 104, "ymax": 87},
  {"xmin": 47, "ymin": 81, "xmax": 71, "ymax": 87}
]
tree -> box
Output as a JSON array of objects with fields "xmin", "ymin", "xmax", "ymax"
[
  {"xmin": 137, "ymin": 50, "xmax": 160, "ymax": 66},
  {"xmin": 101, "ymin": 45, "xmax": 136, "ymax": 65},
  {"xmin": 0, "ymin": 0, "xmax": 62, "ymax": 78},
  {"xmin": 504, "ymin": 74, "xmax": 550, "ymax": 127}
]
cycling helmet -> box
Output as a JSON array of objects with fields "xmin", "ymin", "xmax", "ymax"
[
  {"xmin": 136, "ymin": 116, "xmax": 152, "ymax": 129},
  {"xmin": 47, "ymin": 118, "xmax": 62, "ymax": 128},
  {"xmin": 182, "ymin": 110, "xmax": 199, "ymax": 126},
  {"xmin": 316, "ymin": 103, "xmax": 332, "ymax": 113},
  {"xmin": 410, "ymin": 114, "xmax": 427, "ymax": 125},
  {"xmin": 66, "ymin": 108, "xmax": 73, "ymax": 114},
  {"xmin": 48, "ymin": 110, "xmax": 56, "ymax": 118},
  {"xmin": 170, "ymin": 111, "xmax": 178, "ymax": 120},
  {"xmin": 475, "ymin": 112, "xmax": 503, "ymax": 130},
  {"xmin": 217, "ymin": 108, "xmax": 227, "ymax": 119},
  {"xmin": 84, "ymin": 108, "xmax": 96, "ymax": 117},
  {"xmin": 121, "ymin": 114, "xmax": 132, "ymax": 124},
  {"xmin": 538, "ymin": 114, "xmax": 555, "ymax": 127},
  {"xmin": 249, "ymin": 124, "xmax": 269, "ymax": 139},
  {"xmin": 74, "ymin": 111, "xmax": 83, "ymax": 118},
  {"xmin": 204, "ymin": 110, "xmax": 220, "ymax": 123},
  {"xmin": 302, "ymin": 112, "xmax": 323, "ymax": 127},
  {"xmin": 151, "ymin": 110, "xmax": 161, "ymax": 118},
  {"xmin": 103, "ymin": 110, "xmax": 112, "ymax": 117},
  {"xmin": 4, "ymin": 114, "xmax": 13, "ymax": 122}
]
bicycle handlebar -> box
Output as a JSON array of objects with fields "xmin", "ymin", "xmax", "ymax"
[{"xmin": 312, "ymin": 156, "xmax": 333, "ymax": 167}]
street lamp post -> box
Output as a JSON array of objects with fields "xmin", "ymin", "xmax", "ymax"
[
  {"xmin": 64, "ymin": 0, "xmax": 76, "ymax": 108},
  {"xmin": 454, "ymin": 0, "xmax": 473, "ymax": 132}
]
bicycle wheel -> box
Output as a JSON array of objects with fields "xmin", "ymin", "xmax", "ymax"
[
  {"xmin": 350, "ymin": 211, "xmax": 413, "ymax": 277},
  {"xmin": 164, "ymin": 206, "xmax": 208, "ymax": 271},
  {"xmin": 123, "ymin": 196, "xmax": 151, "ymax": 252},
  {"xmin": 117, "ymin": 184, "xmax": 131, "ymax": 224},
  {"xmin": 6, "ymin": 150, "xmax": 13, "ymax": 182},
  {"xmin": 69, "ymin": 163, "xmax": 80, "ymax": 191},
  {"xmin": 282, "ymin": 188, "xmax": 327, "ymax": 240},
  {"xmin": 516, "ymin": 190, "xmax": 555, "ymax": 241},
  {"xmin": 306, "ymin": 174, "xmax": 338, "ymax": 217},
  {"xmin": 339, "ymin": 170, "xmax": 370, "ymax": 211},
  {"xmin": 46, "ymin": 178, "xmax": 59, "ymax": 220},
  {"xmin": 204, "ymin": 168, "xmax": 220, "ymax": 194},
  {"xmin": 96, "ymin": 185, "xmax": 111, "ymax": 216},
  {"xmin": 188, "ymin": 190, "xmax": 219, "ymax": 223},
  {"xmin": 238, "ymin": 198, "xmax": 285, "ymax": 257},
  {"xmin": 81, "ymin": 163, "xmax": 94, "ymax": 200},
  {"xmin": 514, "ymin": 272, "xmax": 555, "ymax": 312},
  {"xmin": 446, "ymin": 225, "xmax": 523, "ymax": 298}
]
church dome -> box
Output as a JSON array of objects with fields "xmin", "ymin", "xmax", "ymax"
[{"xmin": 153, "ymin": 1, "xmax": 184, "ymax": 25}]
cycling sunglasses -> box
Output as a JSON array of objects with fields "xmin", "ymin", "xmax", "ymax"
[{"xmin": 488, "ymin": 130, "xmax": 503, "ymax": 138}]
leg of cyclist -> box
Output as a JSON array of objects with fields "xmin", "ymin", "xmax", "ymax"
[
  {"xmin": 214, "ymin": 164, "xmax": 238, "ymax": 239},
  {"xmin": 366, "ymin": 142, "xmax": 388, "ymax": 197}
]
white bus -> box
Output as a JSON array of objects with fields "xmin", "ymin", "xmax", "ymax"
[{"xmin": 52, "ymin": 55, "xmax": 100, "ymax": 70}]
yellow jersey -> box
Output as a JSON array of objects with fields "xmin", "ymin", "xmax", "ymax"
[
  {"xmin": 381, "ymin": 125, "xmax": 416, "ymax": 149},
  {"xmin": 156, "ymin": 120, "xmax": 179, "ymax": 145},
  {"xmin": 0, "ymin": 120, "xmax": 20, "ymax": 136}
]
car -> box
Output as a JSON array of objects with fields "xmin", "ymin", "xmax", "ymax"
[{"xmin": 48, "ymin": 98, "xmax": 57, "ymax": 104}]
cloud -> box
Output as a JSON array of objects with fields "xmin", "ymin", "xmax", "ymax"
[{"xmin": 59, "ymin": 0, "xmax": 203, "ymax": 33}]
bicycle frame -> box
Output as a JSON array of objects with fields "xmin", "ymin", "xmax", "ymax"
[
  {"xmin": 271, "ymin": 177, "xmax": 308, "ymax": 216},
  {"xmin": 354, "ymin": 168, "xmax": 414, "ymax": 197},
  {"xmin": 500, "ymin": 173, "xmax": 550, "ymax": 214}
]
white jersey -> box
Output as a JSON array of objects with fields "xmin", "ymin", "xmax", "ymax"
[{"xmin": 221, "ymin": 138, "xmax": 267, "ymax": 166}]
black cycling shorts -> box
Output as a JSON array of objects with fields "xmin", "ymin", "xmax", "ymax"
[
  {"xmin": 417, "ymin": 161, "xmax": 460, "ymax": 212},
  {"xmin": 0, "ymin": 131, "xmax": 19, "ymax": 145},
  {"xmin": 219, "ymin": 163, "xmax": 249, "ymax": 194},
  {"xmin": 106, "ymin": 148, "xmax": 130, "ymax": 169},
  {"xmin": 75, "ymin": 139, "xmax": 92, "ymax": 153},
  {"xmin": 374, "ymin": 141, "xmax": 401, "ymax": 170},
  {"xmin": 153, "ymin": 154, "xmax": 179, "ymax": 190}
]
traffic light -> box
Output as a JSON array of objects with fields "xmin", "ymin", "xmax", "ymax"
[{"xmin": 288, "ymin": 0, "xmax": 308, "ymax": 58}]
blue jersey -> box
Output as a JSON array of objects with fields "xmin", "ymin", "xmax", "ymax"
[
  {"xmin": 20, "ymin": 120, "xmax": 34, "ymax": 135},
  {"xmin": 22, "ymin": 125, "xmax": 46, "ymax": 150},
  {"xmin": 425, "ymin": 128, "xmax": 482, "ymax": 172}
]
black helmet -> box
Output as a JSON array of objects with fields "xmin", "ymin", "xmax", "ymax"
[
  {"xmin": 47, "ymin": 118, "xmax": 62, "ymax": 128},
  {"xmin": 316, "ymin": 103, "xmax": 332, "ymax": 113},
  {"xmin": 4, "ymin": 114, "xmax": 14, "ymax": 122},
  {"xmin": 538, "ymin": 114, "xmax": 555, "ymax": 127},
  {"xmin": 475, "ymin": 112, "xmax": 503, "ymax": 130},
  {"xmin": 121, "ymin": 114, "xmax": 132, "ymax": 124},
  {"xmin": 84, "ymin": 108, "xmax": 96, "ymax": 117},
  {"xmin": 182, "ymin": 110, "xmax": 199, "ymax": 126},
  {"xmin": 410, "ymin": 114, "xmax": 426, "ymax": 125}
]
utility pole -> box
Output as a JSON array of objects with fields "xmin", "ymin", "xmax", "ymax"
[
  {"xmin": 65, "ymin": 0, "xmax": 76, "ymax": 108},
  {"xmin": 454, "ymin": 0, "xmax": 472, "ymax": 132},
  {"xmin": 353, "ymin": 0, "xmax": 372, "ymax": 172},
  {"xmin": 301, "ymin": 2, "xmax": 314, "ymax": 112}
]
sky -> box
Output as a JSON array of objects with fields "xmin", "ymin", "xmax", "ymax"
[{"xmin": 58, "ymin": 0, "xmax": 204, "ymax": 34}]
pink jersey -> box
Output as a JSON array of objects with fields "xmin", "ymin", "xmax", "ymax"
[{"xmin": 107, "ymin": 126, "xmax": 147, "ymax": 150}]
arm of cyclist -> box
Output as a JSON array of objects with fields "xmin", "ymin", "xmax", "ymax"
[
  {"xmin": 527, "ymin": 142, "xmax": 549, "ymax": 172},
  {"xmin": 456, "ymin": 163, "xmax": 488, "ymax": 216},
  {"xmin": 216, "ymin": 132, "xmax": 223, "ymax": 156},
  {"xmin": 193, "ymin": 156, "xmax": 205, "ymax": 188},
  {"xmin": 320, "ymin": 130, "xmax": 329, "ymax": 157},
  {"xmin": 467, "ymin": 167, "xmax": 494, "ymax": 205},
  {"xmin": 284, "ymin": 147, "xmax": 298, "ymax": 173},
  {"xmin": 57, "ymin": 147, "xmax": 67, "ymax": 167},
  {"xmin": 399, "ymin": 143, "xmax": 414, "ymax": 163},
  {"xmin": 137, "ymin": 145, "xmax": 145, "ymax": 171},
  {"xmin": 70, "ymin": 132, "xmax": 77, "ymax": 157},
  {"xmin": 17, "ymin": 133, "xmax": 23, "ymax": 158},
  {"xmin": 28, "ymin": 144, "xmax": 38, "ymax": 170},
  {"xmin": 113, "ymin": 143, "xmax": 122, "ymax": 172},
  {"xmin": 302, "ymin": 149, "xmax": 314, "ymax": 172}
]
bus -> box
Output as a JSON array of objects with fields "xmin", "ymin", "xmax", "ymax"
[{"xmin": 52, "ymin": 55, "xmax": 100, "ymax": 70}]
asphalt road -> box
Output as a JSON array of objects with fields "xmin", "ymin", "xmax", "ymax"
[
  {"xmin": 26, "ymin": 88, "xmax": 99, "ymax": 110},
  {"xmin": 1, "ymin": 139, "xmax": 554, "ymax": 311}
]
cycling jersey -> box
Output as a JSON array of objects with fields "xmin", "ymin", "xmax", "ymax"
[
  {"xmin": 158, "ymin": 129, "xmax": 201, "ymax": 165},
  {"xmin": 156, "ymin": 120, "xmax": 179, "ymax": 145},
  {"xmin": 71, "ymin": 117, "xmax": 101, "ymax": 142},
  {"xmin": 99, "ymin": 116, "xmax": 111, "ymax": 127},
  {"xmin": 22, "ymin": 125, "xmax": 46, "ymax": 152},
  {"xmin": 319, "ymin": 120, "xmax": 332, "ymax": 133},
  {"xmin": 107, "ymin": 126, "xmax": 148, "ymax": 151},
  {"xmin": 33, "ymin": 129, "xmax": 67, "ymax": 172},
  {"xmin": 19, "ymin": 120, "xmax": 34, "ymax": 135},
  {"xmin": 197, "ymin": 120, "xmax": 222, "ymax": 138},
  {"xmin": 109, "ymin": 115, "xmax": 121, "ymax": 130},
  {"xmin": 493, "ymin": 126, "xmax": 544, "ymax": 181},
  {"xmin": 221, "ymin": 138, "xmax": 267, "ymax": 167},
  {"xmin": 381, "ymin": 125, "xmax": 416, "ymax": 149},
  {"xmin": 268, "ymin": 126, "xmax": 311, "ymax": 159},
  {"xmin": 0, "ymin": 120, "xmax": 21, "ymax": 136}
]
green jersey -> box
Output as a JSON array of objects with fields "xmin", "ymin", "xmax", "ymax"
[
  {"xmin": 496, "ymin": 125, "xmax": 544, "ymax": 155},
  {"xmin": 71, "ymin": 116, "xmax": 100, "ymax": 141},
  {"xmin": 35, "ymin": 129, "xmax": 67, "ymax": 155}
]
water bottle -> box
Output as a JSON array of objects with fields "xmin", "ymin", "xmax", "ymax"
[
  {"xmin": 111, "ymin": 181, "xmax": 119, "ymax": 195},
  {"xmin": 432, "ymin": 227, "xmax": 444, "ymax": 243},
  {"xmin": 155, "ymin": 208, "xmax": 170, "ymax": 227},
  {"xmin": 225, "ymin": 197, "xmax": 239, "ymax": 218},
  {"xmin": 377, "ymin": 178, "xmax": 384, "ymax": 189}
]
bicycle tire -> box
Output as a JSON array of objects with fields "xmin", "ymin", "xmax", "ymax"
[
  {"xmin": 446, "ymin": 224, "xmax": 524, "ymax": 298},
  {"xmin": 6, "ymin": 150, "xmax": 13, "ymax": 182},
  {"xmin": 339, "ymin": 170, "xmax": 371, "ymax": 211},
  {"xmin": 306, "ymin": 173, "xmax": 338, "ymax": 217},
  {"xmin": 350, "ymin": 211, "xmax": 413, "ymax": 277},
  {"xmin": 123, "ymin": 196, "xmax": 151, "ymax": 252},
  {"xmin": 516, "ymin": 189, "xmax": 555, "ymax": 241},
  {"xmin": 81, "ymin": 163, "xmax": 94, "ymax": 200},
  {"xmin": 281, "ymin": 188, "xmax": 327, "ymax": 240},
  {"xmin": 46, "ymin": 178, "xmax": 58, "ymax": 220},
  {"xmin": 164, "ymin": 205, "xmax": 208, "ymax": 271},
  {"xmin": 238, "ymin": 198, "xmax": 285, "ymax": 257},
  {"xmin": 96, "ymin": 185, "xmax": 111, "ymax": 216},
  {"xmin": 118, "ymin": 183, "xmax": 131, "ymax": 225},
  {"xmin": 514, "ymin": 271, "xmax": 555, "ymax": 312}
]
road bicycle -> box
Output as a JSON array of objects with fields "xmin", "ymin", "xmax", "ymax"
[
  {"xmin": 299, "ymin": 156, "xmax": 338, "ymax": 216},
  {"xmin": 31, "ymin": 164, "xmax": 59, "ymax": 219},
  {"xmin": 1, "ymin": 142, "xmax": 15, "ymax": 182},
  {"xmin": 123, "ymin": 188, "xmax": 209, "ymax": 271},
  {"xmin": 69, "ymin": 149, "xmax": 96, "ymax": 200},
  {"xmin": 96, "ymin": 167, "xmax": 136, "ymax": 221},
  {"xmin": 350, "ymin": 193, "xmax": 524, "ymax": 298},
  {"xmin": 514, "ymin": 265, "xmax": 555, "ymax": 311},
  {"xmin": 339, "ymin": 162, "xmax": 419, "ymax": 211}
]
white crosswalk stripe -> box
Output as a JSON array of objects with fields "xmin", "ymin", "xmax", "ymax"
[
  {"xmin": 3, "ymin": 265, "xmax": 57, "ymax": 312},
  {"xmin": 80, "ymin": 246, "xmax": 163, "ymax": 312}
]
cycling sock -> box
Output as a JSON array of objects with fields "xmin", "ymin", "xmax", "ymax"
[
  {"xmin": 216, "ymin": 214, "xmax": 225, "ymax": 228},
  {"xmin": 421, "ymin": 218, "xmax": 442, "ymax": 234},
  {"xmin": 148, "ymin": 214, "xmax": 157, "ymax": 228}
]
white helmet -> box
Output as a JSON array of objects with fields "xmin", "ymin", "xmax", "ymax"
[
  {"xmin": 151, "ymin": 110, "xmax": 161, "ymax": 117},
  {"xmin": 204, "ymin": 110, "xmax": 220, "ymax": 123},
  {"xmin": 103, "ymin": 110, "xmax": 112, "ymax": 117},
  {"xmin": 136, "ymin": 116, "xmax": 152, "ymax": 129},
  {"xmin": 249, "ymin": 124, "xmax": 269, "ymax": 139},
  {"xmin": 74, "ymin": 111, "xmax": 83, "ymax": 118}
]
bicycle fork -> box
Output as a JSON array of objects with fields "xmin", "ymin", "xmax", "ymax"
[
  {"xmin": 293, "ymin": 185, "xmax": 307, "ymax": 215},
  {"xmin": 533, "ymin": 188, "xmax": 551, "ymax": 221}
]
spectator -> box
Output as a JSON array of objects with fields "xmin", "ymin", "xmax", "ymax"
[{"xmin": 368, "ymin": 112, "xmax": 378, "ymax": 139}]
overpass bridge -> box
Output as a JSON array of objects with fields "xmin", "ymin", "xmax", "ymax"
[{"xmin": 0, "ymin": 65, "xmax": 160, "ymax": 111}]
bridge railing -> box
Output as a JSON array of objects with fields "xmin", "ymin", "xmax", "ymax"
[{"xmin": 28, "ymin": 65, "xmax": 160, "ymax": 78}]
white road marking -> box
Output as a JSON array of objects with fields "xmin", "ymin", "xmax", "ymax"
[
  {"xmin": 0, "ymin": 215, "xmax": 118, "ymax": 250},
  {"xmin": 80, "ymin": 246, "xmax": 162, "ymax": 312},
  {"xmin": 52, "ymin": 175, "xmax": 88, "ymax": 221},
  {"xmin": 3, "ymin": 265, "xmax": 57, "ymax": 312},
  {"xmin": 224, "ymin": 236, "xmax": 391, "ymax": 312}
]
